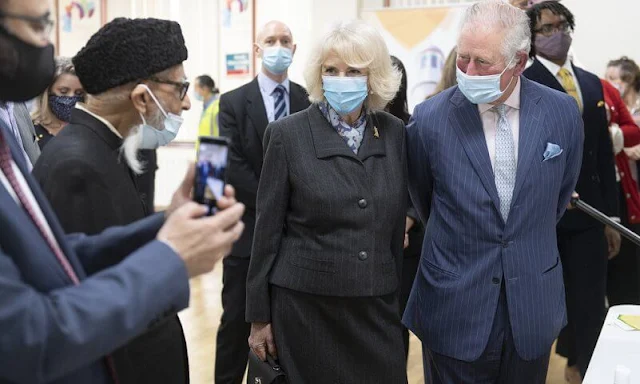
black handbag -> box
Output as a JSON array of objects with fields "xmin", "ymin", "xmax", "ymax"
[{"xmin": 247, "ymin": 350, "xmax": 288, "ymax": 384}]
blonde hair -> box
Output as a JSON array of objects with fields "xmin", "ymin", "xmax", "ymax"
[
  {"xmin": 31, "ymin": 57, "xmax": 77, "ymax": 126},
  {"xmin": 304, "ymin": 20, "xmax": 401, "ymax": 111}
]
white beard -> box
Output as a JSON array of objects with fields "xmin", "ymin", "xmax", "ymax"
[
  {"xmin": 120, "ymin": 109, "xmax": 164, "ymax": 174},
  {"xmin": 121, "ymin": 125, "xmax": 144, "ymax": 174}
]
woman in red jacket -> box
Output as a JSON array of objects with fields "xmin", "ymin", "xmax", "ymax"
[{"xmin": 601, "ymin": 78, "xmax": 640, "ymax": 305}]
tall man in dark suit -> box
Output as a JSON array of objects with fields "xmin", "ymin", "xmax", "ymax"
[
  {"xmin": 0, "ymin": 1, "xmax": 245, "ymax": 382},
  {"xmin": 32, "ymin": 17, "xmax": 198, "ymax": 384},
  {"xmin": 403, "ymin": 1, "xmax": 584, "ymax": 382},
  {"xmin": 216, "ymin": 20, "xmax": 310, "ymax": 383},
  {"xmin": 523, "ymin": 2, "xmax": 620, "ymax": 379}
]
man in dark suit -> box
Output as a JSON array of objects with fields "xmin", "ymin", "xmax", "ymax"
[
  {"xmin": 0, "ymin": 2, "xmax": 245, "ymax": 382},
  {"xmin": 216, "ymin": 20, "xmax": 310, "ymax": 383},
  {"xmin": 523, "ymin": 2, "xmax": 620, "ymax": 379},
  {"xmin": 403, "ymin": 2, "xmax": 584, "ymax": 383},
  {"xmin": 32, "ymin": 17, "xmax": 205, "ymax": 384}
]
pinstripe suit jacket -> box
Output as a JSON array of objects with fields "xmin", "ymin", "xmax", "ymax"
[
  {"xmin": 402, "ymin": 77, "xmax": 584, "ymax": 362},
  {"xmin": 246, "ymin": 105, "xmax": 407, "ymax": 322}
]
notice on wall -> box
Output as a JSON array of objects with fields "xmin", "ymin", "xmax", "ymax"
[
  {"xmin": 56, "ymin": 0, "xmax": 105, "ymax": 57},
  {"xmin": 219, "ymin": 0, "xmax": 253, "ymax": 91},
  {"xmin": 361, "ymin": 6, "xmax": 467, "ymax": 113},
  {"xmin": 226, "ymin": 53, "xmax": 251, "ymax": 76}
]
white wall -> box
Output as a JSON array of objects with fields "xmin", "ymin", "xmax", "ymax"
[
  {"xmin": 254, "ymin": 0, "xmax": 359, "ymax": 86},
  {"xmin": 562, "ymin": 0, "xmax": 636, "ymax": 77}
]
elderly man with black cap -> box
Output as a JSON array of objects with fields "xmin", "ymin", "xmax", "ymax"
[
  {"xmin": 30, "ymin": 17, "xmax": 195, "ymax": 383},
  {"xmin": 0, "ymin": 0, "xmax": 245, "ymax": 383}
]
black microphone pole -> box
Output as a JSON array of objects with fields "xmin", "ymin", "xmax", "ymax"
[{"xmin": 571, "ymin": 197, "xmax": 640, "ymax": 248}]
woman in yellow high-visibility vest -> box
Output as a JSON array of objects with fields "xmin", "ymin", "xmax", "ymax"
[{"xmin": 194, "ymin": 75, "xmax": 220, "ymax": 137}]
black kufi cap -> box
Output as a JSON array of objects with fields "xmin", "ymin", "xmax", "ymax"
[{"xmin": 73, "ymin": 17, "xmax": 188, "ymax": 94}]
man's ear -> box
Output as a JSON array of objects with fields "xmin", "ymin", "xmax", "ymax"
[
  {"xmin": 131, "ymin": 84, "xmax": 148, "ymax": 114},
  {"xmin": 513, "ymin": 51, "xmax": 528, "ymax": 77},
  {"xmin": 254, "ymin": 43, "xmax": 262, "ymax": 58},
  {"xmin": 292, "ymin": 43, "xmax": 297, "ymax": 56}
]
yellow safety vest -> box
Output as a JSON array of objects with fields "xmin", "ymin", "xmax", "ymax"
[{"xmin": 198, "ymin": 98, "xmax": 220, "ymax": 137}]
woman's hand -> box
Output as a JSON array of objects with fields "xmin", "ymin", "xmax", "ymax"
[{"xmin": 249, "ymin": 322, "xmax": 277, "ymax": 361}]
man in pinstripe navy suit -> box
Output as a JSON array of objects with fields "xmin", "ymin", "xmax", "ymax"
[{"xmin": 403, "ymin": 1, "xmax": 584, "ymax": 382}]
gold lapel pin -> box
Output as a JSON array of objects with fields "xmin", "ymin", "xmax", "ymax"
[
  {"xmin": 597, "ymin": 100, "xmax": 605, "ymax": 107},
  {"xmin": 373, "ymin": 126, "xmax": 379, "ymax": 139}
]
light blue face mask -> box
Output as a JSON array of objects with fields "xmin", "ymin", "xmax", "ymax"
[
  {"xmin": 138, "ymin": 84, "xmax": 184, "ymax": 149},
  {"xmin": 456, "ymin": 57, "xmax": 515, "ymax": 104},
  {"xmin": 261, "ymin": 46, "xmax": 293, "ymax": 75},
  {"xmin": 322, "ymin": 75, "xmax": 368, "ymax": 115}
]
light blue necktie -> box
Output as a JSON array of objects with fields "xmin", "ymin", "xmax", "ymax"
[
  {"xmin": 494, "ymin": 104, "xmax": 516, "ymax": 221},
  {"xmin": 273, "ymin": 85, "xmax": 287, "ymax": 121}
]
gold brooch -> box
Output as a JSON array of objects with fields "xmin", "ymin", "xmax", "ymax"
[
  {"xmin": 373, "ymin": 126, "xmax": 379, "ymax": 139},
  {"xmin": 597, "ymin": 100, "xmax": 605, "ymax": 107}
]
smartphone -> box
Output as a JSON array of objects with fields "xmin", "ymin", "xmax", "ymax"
[{"xmin": 194, "ymin": 136, "xmax": 230, "ymax": 215}]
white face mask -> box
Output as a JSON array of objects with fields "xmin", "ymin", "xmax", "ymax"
[
  {"xmin": 138, "ymin": 84, "xmax": 184, "ymax": 149},
  {"xmin": 456, "ymin": 57, "xmax": 515, "ymax": 104}
]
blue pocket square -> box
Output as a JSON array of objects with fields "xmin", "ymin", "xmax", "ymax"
[{"xmin": 543, "ymin": 142, "xmax": 563, "ymax": 161}]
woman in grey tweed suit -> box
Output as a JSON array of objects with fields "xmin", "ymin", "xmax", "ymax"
[{"xmin": 246, "ymin": 20, "xmax": 409, "ymax": 383}]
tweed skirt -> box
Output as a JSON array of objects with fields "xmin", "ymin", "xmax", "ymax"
[{"xmin": 271, "ymin": 285, "xmax": 408, "ymax": 384}]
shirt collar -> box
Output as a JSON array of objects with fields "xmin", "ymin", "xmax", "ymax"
[
  {"xmin": 203, "ymin": 94, "xmax": 218, "ymax": 111},
  {"xmin": 479, "ymin": 76, "xmax": 522, "ymax": 114},
  {"xmin": 75, "ymin": 103, "xmax": 123, "ymax": 139},
  {"xmin": 257, "ymin": 71, "xmax": 290, "ymax": 96},
  {"xmin": 536, "ymin": 55, "xmax": 575, "ymax": 78},
  {"xmin": 0, "ymin": 101, "xmax": 14, "ymax": 113}
]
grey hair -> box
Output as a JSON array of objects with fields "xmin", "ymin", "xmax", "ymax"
[{"xmin": 459, "ymin": 0, "xmax": 531, "ymax": 67}]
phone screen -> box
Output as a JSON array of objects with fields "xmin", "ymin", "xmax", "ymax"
[{"xmin": 194, "ymin": 137, "xmax": 229, "ymax": 215}]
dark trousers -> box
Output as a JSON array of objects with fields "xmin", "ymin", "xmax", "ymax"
[
  {"xmin": 555, "ymin": 225, "xmax": 608, "ymax": 377},
  {"xmin": 214, "ymin": 256, "xmax": 251, "ymax": 384},
  {"xmin": 423, "ymin": 285, "xmax": 550, "ymax": 384},
  {"xmin": 607, "ymin": 187, "xmax": 640, "ymax": 305}
]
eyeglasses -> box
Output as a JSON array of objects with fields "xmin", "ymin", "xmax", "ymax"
[
  {"xmin": 535, "ymin": 21, "xmax": 572, "ymax": 36},
  {"xmin": 147, "ymin": 77, "xmax": 190, "ymax": 100},
  {"xmin": 0, "ymin": 11, "xmax": 54, "ymax": 38}
]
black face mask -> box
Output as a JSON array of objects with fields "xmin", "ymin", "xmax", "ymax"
[{"xmin": 0, "ymin": 26, "xmax": 55, "ymax": 102}]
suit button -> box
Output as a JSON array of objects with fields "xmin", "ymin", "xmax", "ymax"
[
  {"xmin": 358, "ymin": 251, "xmax": 368, "ymax": 261},
  {"xmin": 588, "ymin": 151, "xmax": 593, "ymax": 156},
  {"xmin": 358, "ymin": 199, "xmax": 368, "ymax": 208},
  {"xmin": 492, "ymin": 277, "xmax": 501, "ymax": 284},
  {"xmin": 502, "ymin": 241, "xmax": 509, "ymax": 248},
  {"xmin": 591, "ymin": 175, "xmax": 599, "ymax": 182}
]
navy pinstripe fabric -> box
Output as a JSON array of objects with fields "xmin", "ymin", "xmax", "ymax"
[{"xmin": 402, "ymin": 77, "xmax": 584, "ymax": 362}]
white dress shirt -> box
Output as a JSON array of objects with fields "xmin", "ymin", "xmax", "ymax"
[
  {"xmin": 536, "ymin": 55, "xmax": 583, "ymax": 106},
  {"xmin": 257, "ymin": 71, "xmax": 290, "ymax": 123},
  {"xmin": 0, "ymin": 160, "xmax": 58, "ymax": 244},
  {"xmin": 478, "ymin": 77, "xmax": 522, "ymax": 170},
  {"xmin": 75, "ymin": 104, "xmax": 123, "ymax": 138}
]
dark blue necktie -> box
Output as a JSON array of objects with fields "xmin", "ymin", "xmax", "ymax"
[{"xmin": 273, "ymin": 85, "xmax": 287, "ymax": 121}]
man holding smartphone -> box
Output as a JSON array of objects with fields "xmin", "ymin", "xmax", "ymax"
[{"xmin": 216, "ymin": 20, "xmax": 310, "ymax": 384}]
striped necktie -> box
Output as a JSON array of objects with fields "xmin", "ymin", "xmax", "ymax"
[
  {"xmin": 558, "ymin": 68, "xmax": 583, "ymax": 111},
  {"xmin": 273, "ymin": 85, "xmax": 287, "ymax": 121}
]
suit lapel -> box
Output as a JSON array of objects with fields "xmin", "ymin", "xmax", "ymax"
[
  {"xmin": 448, "ymin": 89, "xmax": 501, "ymax": 215},
  {"xmin": 527, "ymin": 59, "xmax": 565, "ymax": 94},
  {"xmin": 246, "ymin": 78, "xmax": 270, "ymax": 144},
  {"xmin": 510, "ymin": 78, "xmax": 544, "ymax": 211},
  {"xmin": 0, "ymin": 121, "xmax": 83, "ymax": 280},
  {"xmin": 308, "ymin": 105, "xmax": 359, "ymax": 161},
  {"xmin": 357, "ymin": 113, "xmax": 386, "ymax": 161},
  {"xmin": 572, "ymin": 65, "xmax": 599, "ymax": 114}
]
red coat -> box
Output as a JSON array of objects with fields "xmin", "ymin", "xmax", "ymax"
[{"xmin": 601, "ymin": 79, "xmax": 640, "ymax": 223}]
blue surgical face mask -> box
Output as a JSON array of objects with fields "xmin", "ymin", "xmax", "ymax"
[
  {"xmin": 49, "ymin": 94, "xmax": 83, "ymax": 122},
  {"xmin": 322, "ymin": 75, "xmax": 368, "ymax": 115},
  {"xmin": 456, "ymin": 57, "xmax": 515, "ymax": 104},
  {"xmin": 138, "ymin": 84, "xmax": 184, "ymax": 149},
  {"xmin": 261, "ymin": 46, "xmax": 293, "ymax": 75},
  {"xmin": 194, "ymin": 92, "xmax": 204, "ymax": 102}
]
